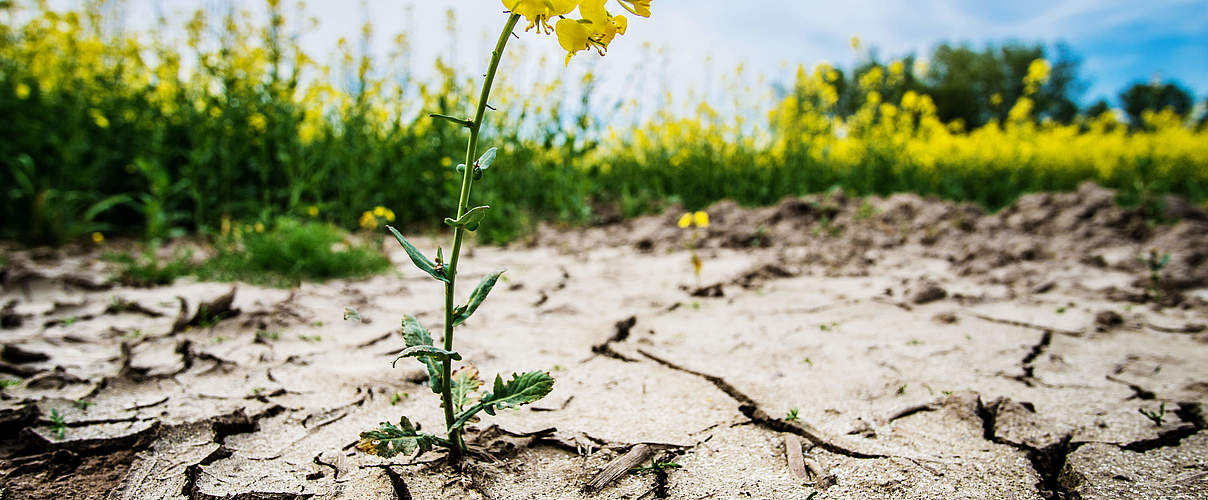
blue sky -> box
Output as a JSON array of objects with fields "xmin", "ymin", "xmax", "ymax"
[{"xmin": 82, "ymin": 1, "xmax": 1208, "ymax": 108}]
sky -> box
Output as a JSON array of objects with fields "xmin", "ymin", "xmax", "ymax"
[{"xmin": 67, "ymin": 0, "xmax": 1208, "ymax": 109}]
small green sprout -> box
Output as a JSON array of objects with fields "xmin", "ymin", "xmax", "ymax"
[
  {"xmin": 72, "ymin": 399, "xmax": 94, "ymax": 411},
  {"xmin": 1055, "ymin": 306, "xmax": 1066, "ymax": 314},
  {"xmin": 49, "ymin": 409, "xmax": 67, "ymax": 439},
  {"xmin": 802, "ymin": 358, "xmax": 813, "ymax": 367},
  {"xmin": 0, "ymin": 379, "xmax": 21, "ymax": 389},
  {"xmin": 390, "ymin": 392, "xmax": 409, "ymax": 406},
  {"xmin": 819, "ymin": 322, "xmax": 838, "ymax": 332},
  {"xmin": 630, "ymin": 461, "xmax": 683, "ymax": 475},
  {"xmin": 785, "ymin": 407, "xmax": 800, "ymax": 422},
  {"xmin": 256, "ymin": 330, "xmax": 280, "ymax": 341},
  {"xmin": 61, "ymin": 316, "xmax": 78, "ymax": 327},
  {"xmin": 897, "ymin": 384, "xmax": 908, "ymax": 395},
  {"xmin": 1141, "ymin": 249, "xmax": 1170, "ymax": 301},
  {"xmin": 213, "ymin": 336, "xmax": 228, "ymax": 344},
  {"xmin": 907, "ymin": 339, "xmax": 922, "ymax": 345},
  {"xmin": 1139, "ymin": 402, "xmax": 1166, "ymax": 426},
  {"xmin": 298, "ymin": 334, "xmax": 321, "ymax": 342}
]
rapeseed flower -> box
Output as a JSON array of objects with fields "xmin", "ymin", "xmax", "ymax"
[{"xmin": 91, "ymin": 232, "xmax": 104, "ymax": 244}]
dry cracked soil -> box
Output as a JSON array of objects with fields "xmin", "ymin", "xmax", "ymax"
[{"xmin": 2, "ymin": 182, "xmax": 1208, "ymax": 499}]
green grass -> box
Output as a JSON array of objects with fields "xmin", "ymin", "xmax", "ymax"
[
  {"xmin": 103, "ymin": 248, "xmax": 195, "ymax": 287},
  {"xmin": 196, "ymin": 218, "xmax": 391, "ymax": 287}
]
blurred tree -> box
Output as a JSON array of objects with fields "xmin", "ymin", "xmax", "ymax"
[
  {"xmin": 919, "ymin": 42, "xmax": 1083, "ymax": 128},
  {"xmin": 1119, "ymin": 80, "xmax": 1194, "ymax": 127},
  {"xmin": 1084, "ymin": 99, "xmax": 1111, "ymax": 118}
]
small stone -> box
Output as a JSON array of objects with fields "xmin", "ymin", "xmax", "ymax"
[
  {"xmin": 911, "ymin": 282, "xmax": 948, "ymax": 305},
  {"xmin": 1095, "ymin": 310, "xmax": 1124, "ymax": 331}
]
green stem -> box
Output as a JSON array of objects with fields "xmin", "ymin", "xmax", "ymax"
[{"xmin": 440, "ymin": 12, "xmax": 520, "ymax": 460}]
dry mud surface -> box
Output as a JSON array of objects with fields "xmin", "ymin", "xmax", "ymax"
[{"xmin": 2, "ymin": 182, "xmax": 1208, "ymax": 499}]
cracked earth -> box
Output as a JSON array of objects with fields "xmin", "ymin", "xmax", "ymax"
[{"xmin": 2, "ymin": 182, "xmax": 1208, "ymax": 499}]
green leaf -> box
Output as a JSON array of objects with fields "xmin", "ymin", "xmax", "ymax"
[
  {"xmin": 480, "ymin": 371, "xmax": 554, "ymax": 412},
  {"xmin": 443, "ymin": 206, "xmax": 490, "ymax": 232},
  {"xmin": 392, "ymin": 346, "xmax": 462, "ymax": 368},
  {"xmin": 429, "ymin": 113, "xmax": 473, "ymax": 128},
  {"xmin": 449, "ymin": 365, "xmax": 483, "ymax": 414},
  {"xmin": 455, "ymin": 163, "xmax": 466, "ymax": 174},
  {"xmin": 475, "ymin": 147, "xmax": 498, "ymax": 170},
  {"xmin": 452, "ymin": 270, "xmax": 505, "ymax": 326},
  {"xmin": 386, "ymin": 226, "xmax": 448, "ymax": 283},
  {"xmin": 401, "ymin": 315, "xmax": 442, "ymax": 392},
  {"xmin": 356, "ymin": 417, "xmax": 438, "ymax": 458}
]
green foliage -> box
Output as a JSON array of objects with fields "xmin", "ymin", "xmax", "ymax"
[
  {"xmin": 402, "ymin": 315, "xmax": 442, "ymax": 393},
  {"xmin": 1120, "ymin": 81, "xmax": 1194, "ymax": 128},
  {"xmin": 630, "ymin": 461, "xmax": 683, "ymax": 475},
  {"xmin": 103, "ymin": 247, "xmax": 194, "ymax": 287},
  {"xmin": 1139, "ymin": 402, "xmax": 1166, "ymax": 426},
  {"xmin": 0, "ymin": 379, "xmax": 21, "ymax": 389},
  {"xmin": 49, "ymin": 408, "xmax": 66, "ymax": 439},
  {"xmin": 452, "ymin": 270, "xmax": 505, "ymax": 326},
  {"xmin": 785, "ymin": 407, "xmax": 800, "ymax": 422},
  {"xmin": 387, "ymin": 226, "xmax": 448, "ymax": 283},
  {"xmin": 198, "ymin": 218, "xmax": 390, "ymax": 287},
  {"xmin": 449, "ymin": 366, "xmax": 483, "ymax": 414}
]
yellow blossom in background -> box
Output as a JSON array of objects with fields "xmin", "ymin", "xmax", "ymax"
[
  {"xmin": 15, "ymin": 83, "xmax": 31, "ymax": 99},
  {"xmin": 692, "ymin": 211, "xmax": 709, "ymax": 228},
  {"xmin": 249, "ymin": 113, "xmax": 267, "ymax": 133},
  {"xmin": 306, "ymin": 205, "xmax": 319, "ymax": 217},
  {"xmin": 677, "ymin": 213, "xmax": 692, "ymax": 228},
  {"xmin": 359, "ymin": 210, "xmax": 377, "ymax": 230},
  {"xmin": 91, "ymin": 232, "xmax": 104, "ymax": 244},
  {"xmin": 220, "ymin": 215, "xmax": 231, "ymax": 236},
  {"xmin": 90, "ymin": 109, "xmax": 109, "ymax": 128},
  {"xmin": 254, "ymin": 222, "xmax": 265, "ymax": 233}
]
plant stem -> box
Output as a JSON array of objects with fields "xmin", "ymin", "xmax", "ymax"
[{"xmin": 440, "ymin": 12, "xmax": 520, "ymax": 460}]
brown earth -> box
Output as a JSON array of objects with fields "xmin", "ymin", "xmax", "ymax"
[{"xmin": 1, "ymin": 181, "xmax": 1207, "ymax": 499}]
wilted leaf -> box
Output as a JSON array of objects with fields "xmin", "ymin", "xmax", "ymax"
[
  {"xmin": 475, "ymin": 147, "xmax": 498, "ymax": 170},
  {"xmin": 450, "ymin": 365, "xmax": 483, "ymax": 414},
  {"xmin": 386, "ymin": 226, "xmax": 448, "ymax": 283},
  {"xmin": 443, "ymin": 205, "xmax": 490, "ymax": 232},
  {"xmin": 356, "ymin": 417, "xmax": 438, "ymax": 458},
  {"xmin": 402, "ymin": 315, "xmax": 441, "ymax": 392},
  {"xmin": 452, "ymin": 270, "xmax": 505, "ymax": 326}
]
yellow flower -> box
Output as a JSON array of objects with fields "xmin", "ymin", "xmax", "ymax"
[
  {"xmin": 360, "ymin": 211, "xmax": 378, "ymax": 230},
  {"xmin": 254, "ymin": 222, "xmax": 265, "ymax": 233},
  {"xmin": 502, "ymin": 0, "xmax": 578, "ymax": 33},
  {"xmin": 91, "ymin": 232, "xmax": 104, "ymax": 244},
  {"xmin": 90, "ymin": 109, "xmax": 110, "ymax": 129},
  {"xmin": 556, "ymin": 0, "xmax": 629, "ymax": 65},
  {"xmin": 15, "ymin": 83, "xmax": 31, "ymax": 99},
  {"xmin": 692, "ymin": 211, "xmax": 709, "ymax": 228},
  {"xmin": 677, "ymin": 213, "xmax": 692, "ymax": 228},
  {"xmin": 385, "ymin": 208, "xmax": 396, "ymax": 222},
  {"xmin": 617, "ymin": 0, "xmax": 651, "ymax": 17},
  {"xmin": 220, "ymin": 215, "xmax": 231, "ymax": 236},
  {"xmin": 306, "ymin": 205, "xmax": 319, "ymax": 217},
  {"xmin": 249, "ymin": 113, "xmax": 267, "ymax": 134}
]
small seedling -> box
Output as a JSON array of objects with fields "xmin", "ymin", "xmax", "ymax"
[
  {"xmin": 0, "ymin": 379, "xmax": 21, "ymax": 389},
  {"xmin": 390, "ymin": 392, "xmax": 409, "ymax": 406},
  {"xmin": 49, "ymin": 409, "xmax": 67, "ymax": 439},
  {"xmin": 856, "ymin": 199, "xmax": 877, "ymax": 220},
  {"xmin": 785, "ymin": 407, "xmax": 800, "ymax": 422},
  {"xmin": 1141, "ymin": 249, "xmax": 1170, "ymax": 301},
  {"xmin": 1055, "ymin": 306, "xmax": 1066, "ymax": 314},
  {"xmin": 124, "ymin": 329, "xmax": 144, "ymax": 340},
  {"xmin": 213, "ymin": 336, "xmax": 228, "ymax": 344},
  {"xmin": 907, "ymin": 338, "xmax": 922, "ymax": 345},
  {"xmin": 629, "ymin": 461, "xmax": 683, "ymax": 475},
  {"xmin": 61, "ymin": 316, "xmax": 79, "ymax": 327},
  {"xmin": 1139, "ymin": 402, "xmax": 1166, "ymax": 426},
  {"xmin": 298, "ymin": 334, "xmax": 321, "ymax": 342},
  {"xmin": 819, "ymin": 322, "xmax": 838, "ymax": 332},
  {"xmin": 72, "ymin": 400, "xmax": 94, "ymax": 411},
  {"xmin": 678, "ymin": 211, "xmax": 710, "ymax": 285},
  {"xmin": 256, "ymin": 330, "xmax": 280, "ymax": 341},
  {"xmin": 896, "ymin": 384, "xmax": 908, "ymax": 395},
  {"xmin": 802, "ymin": 358, "xmax": 813, "ymax": 367}
]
